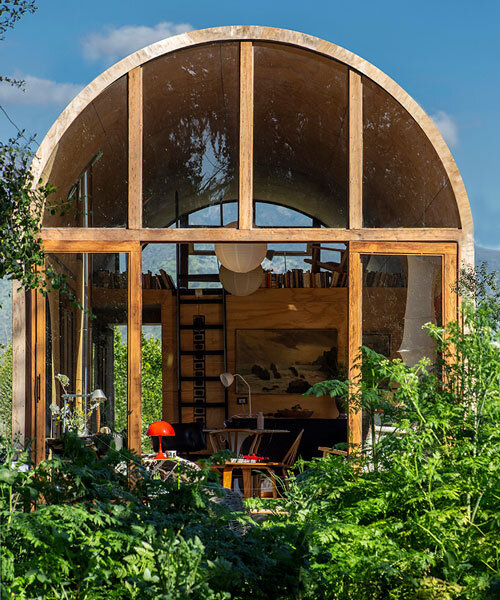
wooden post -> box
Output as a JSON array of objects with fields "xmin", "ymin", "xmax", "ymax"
[
  {"xmin": 12, "ymin": 282, "xmax": 26, "ymax": 442},
  {"xmin": 128, "ymin": 67, "xmax": 143, "ymax": 229},
  {"xmin": 443, "ymin": 249, "xmax": 458, "ymax": 327},
  {"xmin": 349, "ymin": 71, "xmax": 363, "ymax": 229},
  {"xmin": 238, "ymin": 42, "xmax": 254, "ymax": 230},
  {"xmin": 128, "ymin": 246, "xmax": 142, "ymax": 455},
  {"xmin": 348, "ymin": 248, "xmax": 362, "ymax": 451},
  {"xmin": 34, "ymin": 291, "xmax": 46, "ymax": 464}
]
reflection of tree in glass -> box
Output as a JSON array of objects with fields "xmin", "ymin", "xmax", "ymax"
[{"xmin": 143, "ymin": 44, "xmax": 239, "ymax": 226}]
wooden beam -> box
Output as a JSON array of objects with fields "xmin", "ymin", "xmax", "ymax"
[
  {"xmin": 349, "ymin": 71, "xmax": 363, "ymax": 229},
  {"xmin": 350, "ymin": 241, "xmax": 458, "ymax": 255},
  {"xmin": 12, "ymin": 282, "xmax": 26, "ymax": 442},
  {"xmin": 34, "ymin": 290, "xmax": 46, "ymax": 464},
  {"xmin": 443, "ymin": 251, "xmax": 458, "ymax": 326},
  {"xmin": 41, "ymin": 240, "xmax": 139, "ymax": 252},
  {"xmin": 347, "ymin": 249, "xmax": 362, "ymax": 451},
  {"xmin": 238, "ymin": 41, "xmax": 254, "ymax": 230},
  {"xmin": 41, "ymin": 228, "xmax": 464, "ymax": 244},
  {"xmin": 127, "ymin": 246, "xmax": 142, "ymax": 455},
  {"xmin": 128, "ymin": 67, "xmax": 143, "ymax": 229}
]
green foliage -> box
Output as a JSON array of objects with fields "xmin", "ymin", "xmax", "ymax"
[
  {"xmin": 0, "ymin": 434, "xmax": 310, "ymax": 599},
  {"xmin": 274, "ymin": 267, "xmax": 500, "ymax": 598},
  {"xmin": 113, "ymin": 327, "xmax": 128, "ymax": 434},
  {"xmin": 113, "ymin": 329, "xmax": 163, "ymax": 451},
  {"xmin": 0, "ymin": 342, "xmax": 12, "ymax": 438}
]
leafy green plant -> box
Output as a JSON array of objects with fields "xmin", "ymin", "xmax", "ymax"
[{"xmin": 274, "ymin": 267, "xmax": 500, "ymax": 599}]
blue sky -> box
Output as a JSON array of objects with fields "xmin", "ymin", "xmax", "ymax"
[{"xmin": 0, "ymin": 0, "xmax": 498, "ymax": 248}]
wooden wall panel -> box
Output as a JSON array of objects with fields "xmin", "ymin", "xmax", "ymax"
[{"xmin": 225, "ymin": 288, "xmax": 348, "ymax": 419}]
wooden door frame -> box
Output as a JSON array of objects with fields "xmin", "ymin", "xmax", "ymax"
[
  {"xmin": 32, "ymin": 242, "xmax": 142, "ymax": 462},
  {"xmin": 347, "ymin": 241, "xmax": 458, "ymax": 450}
]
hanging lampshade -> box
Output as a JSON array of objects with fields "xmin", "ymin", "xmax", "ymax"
[
  {"xmin": 214, "ymin": 221, "xmax": 267, "ymax": 273},
  {"xmin": 398, "ymin": 256, "xmax": 440, "ymax": 367},
  {"xmin": 215, "ymin": 242, "xmax": 267, "ymax": 273},
  {"xmin": 219, "ymin": 265, "xmax": 264, "ymax": 296}
]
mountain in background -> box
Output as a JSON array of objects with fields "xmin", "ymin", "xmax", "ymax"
[{"xmin": 0, "ymin": 243, "xmax": 498, "ymax": 347}]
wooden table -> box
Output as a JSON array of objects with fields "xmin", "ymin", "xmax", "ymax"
[
  {"xmin": 221, "ymin": 461, "xmax": 282, "ymax": 498},
  {"xmin": 204, "ymin": 428, "xmax": 289, "ymax": 456},
  {"xmin": 205, "ymin": 428, "xmax": 290, "ymax": 456}
]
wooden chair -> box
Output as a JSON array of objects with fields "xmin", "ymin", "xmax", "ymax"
[
  {"xmin": 207, "ymin": 428, "xmax": 259, "ymax": 456},
  {"xmin": 318, "ymin": 446, "xmax": 348, "ymax": 458},
  {"xmin": 252, "ymin": 429, "xmax": 304, "ymax": 497}
]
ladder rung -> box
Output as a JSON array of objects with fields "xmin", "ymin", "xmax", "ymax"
[
  {"xmin": 179, "ymin": 298, "xmax": 223, "ymax": 304},
  {"xmin": 180, "ymin": 324, "xmax": 223, "ymax": 330},
  {"xmin": 180, "ymin": 376, "xmax": 221, "ymax": 382},
  {"xmin": 180, "ymin": 350, "xmax": 224, "ymax": 356},
  {"xmin": 184, "ymin": 274, "xmax": 220, "ymax": 282},
  {"xmin": 179, "ymin": 401, "xmax": 227, "ymax": 408}
]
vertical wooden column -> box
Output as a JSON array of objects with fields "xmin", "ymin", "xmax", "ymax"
[
  {"xmin": 34, "ymin": 291, "xmax": 46, "ymax": 464},
  {"xmin": 349, "ymin": 71, "xmax": 363, "ymax": 229},
  {"xmin": 128, "ymin": 67, "xmax": 143, "ymax": 229},
  {"xmin": 26, "ymin": 289, "xmax": 37, "ymax": 445},
  {"xmin": 128, "ymin": 246, "xmax": 142, "ymax": 455},
  {"xmin": 12, "ymin": 282, "xmax": 26, "ymax": 442},
  {"xmin": 443, "ymin": 249, "xmax": 458, "ymax": 327},
  {"xmin": 238, "ymin": 42, "xmax": 254, "ymax": 230},
  {"xmin": 347, "ymin": 248, "xmax": 362, "ymax": 451}
]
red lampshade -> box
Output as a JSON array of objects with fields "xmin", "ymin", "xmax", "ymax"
[
  {"xmin": 146, "ymin": 421, "xmax": 175, "ymax": 437},
  {"xmin": 146, "ymin": 421, "xmax": 175, "ymax": 460}
]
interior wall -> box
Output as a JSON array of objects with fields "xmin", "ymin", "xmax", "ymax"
[{"xmin": 159, "ymin": 286, "xmax": 408, "ymax": 425}]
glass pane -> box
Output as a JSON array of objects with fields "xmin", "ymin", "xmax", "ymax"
[
  {"xmin": 143, "ymin": 43, "xmax": 239, "ymax": 228},
  {"xmin": 45, "ymin": 253, "xmax": 128, "ymax": 450},
  {"xmin": 43, "ymin": 77, "xmax": 128, "ymax": 228},
  {"xmin": 363, "ymin": 78, "xmax": 460, "ymax": 228},
  {"xmin": 253, "ymin": 43, "xmax": 348, "ymax": 227},
  {"xmin": 362, "ymin": 254, "xmax": 442, "ymax": 365},
  {"xmin": 142, "ymin": 325, "xmax": 162, "ymax": 453}
]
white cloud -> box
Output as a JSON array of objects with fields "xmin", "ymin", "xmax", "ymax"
[
  {"xmin": 0, "ymin": 75, "xmax": 83, "ymax": 106},
  {"xmin": 430, "ymin": 110, "xmax": 459, "ymax": 148},
  {"xmin": 82, "ymin": 21, "xmax": 193, "ymax": 62}
]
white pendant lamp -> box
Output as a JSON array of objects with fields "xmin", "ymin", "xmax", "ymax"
[
  {"xmin": 398, "ymin": 256, "xmax": 440, "ymax": 367},
  {"xmin": 214, "ymin": 221, "xmax": 267, "ymax": 273},
  {"xmin": 219, "ymin": 264, "xmax": 264, "ymax": 296}
]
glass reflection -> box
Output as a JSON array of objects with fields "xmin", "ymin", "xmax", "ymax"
[
  {"xmin": 361, "ymin": 254, "xmax": 442, "ymax": 364},
  {"xmin": 43, "ymin": 77, "xmax": 128, "ymax": 228},
  {"xmin": 143, "ymin": 43, "xmax": 239, "ymax": 228},
  {"xmin": 45, "ymin": 253, "xmax": 128, "ymax": 447},
  {"xmin": 363, "ymin": 78, "xmax": 460, "ymax": 228},
  {"xmin": 253, "ymin": 43, "xmax": 348, "ymax": 227}
]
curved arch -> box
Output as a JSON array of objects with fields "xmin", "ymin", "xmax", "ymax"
[{"xmin": 33, "ymin": 25, "xmax": 472, "ymax": 246}]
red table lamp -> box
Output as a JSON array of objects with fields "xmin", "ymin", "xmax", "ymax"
[{"xmin": 146, "ymin": 421, "xmax": 175, "ymax": 460}]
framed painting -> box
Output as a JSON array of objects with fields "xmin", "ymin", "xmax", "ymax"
[{"xmin": 235, "ymin": 329, "xmax": 338, "ymax": 394}]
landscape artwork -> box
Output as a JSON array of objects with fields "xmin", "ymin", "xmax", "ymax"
[{"xmin": 235, "ymin": 329, "xmax": 338, "ymax": 394}]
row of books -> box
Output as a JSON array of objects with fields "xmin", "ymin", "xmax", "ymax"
[
  {"xmin": 142, "ymin": 269, "xmax": 176, "ymax": 290},
  {"xmin": 363, "ymin": 271, "xmax": 405, "ymax": 288},
  {"xmin": 261, "ymin": 269, "xmax": 348, "ymax": 289}
]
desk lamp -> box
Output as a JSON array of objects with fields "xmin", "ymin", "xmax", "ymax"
[
  {"xmin": 220, "ymin": 372, "xmax": 252, "ymax": 417},
  {"xmin": 146, "ymin": 421, "xmax": 175, "ymax": 460}
]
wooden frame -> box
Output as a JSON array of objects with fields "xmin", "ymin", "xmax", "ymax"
[
  {"xmin": 31, "ymin": 242, "xmax": 142, "ymax": 462},
  {"xmin": 19, "ymin": 30, "xmax": 469, "ymax": 461},
  {"xmin": 347, "ymin": 241, "xmax": 459, "ymax": 451}
]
